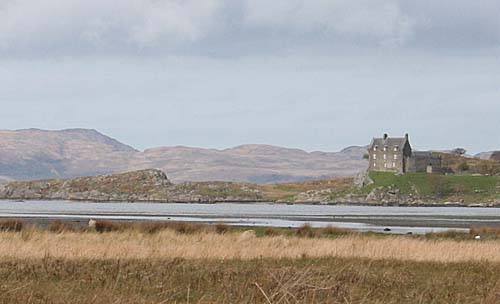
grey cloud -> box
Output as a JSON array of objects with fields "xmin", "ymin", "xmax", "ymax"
[{"xmin": 0, "ymin": 0, "xmax": 498, "ymax": 57}]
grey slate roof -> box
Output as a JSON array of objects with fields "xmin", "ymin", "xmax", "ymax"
[
  {"xmin": 368, "ymin": 136, "xmax": 408, "ymax": 149},
  {"xmin": 412, "ymin": 151, "xmax": 432, "ymax": 157}
]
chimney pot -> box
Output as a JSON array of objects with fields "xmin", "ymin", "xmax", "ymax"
[{"xmin": 383, "ymin": 133, "xmax": 388, "ymax": 140}]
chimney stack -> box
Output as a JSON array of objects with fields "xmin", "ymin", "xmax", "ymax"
[
  {"xmin": 405, "ymin": 133, "xmax": 409, "ymax": 140},
  {"xmin": 383, "ymin": 133, "xmax": 388, "ymax": 140}
]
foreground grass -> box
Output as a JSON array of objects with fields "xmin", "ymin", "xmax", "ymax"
[
  {"xmin": 0, "ymin": 257, "xmax": 499, "ymax": 303},
  {"xmin": 0, "ymin": 222, "xmax": 500, "ymax": 303}
]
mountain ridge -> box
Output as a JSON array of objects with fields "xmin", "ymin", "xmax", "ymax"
[{"xmin": 0, "ymin": 128, "xmax": 367, "ymax": 183}]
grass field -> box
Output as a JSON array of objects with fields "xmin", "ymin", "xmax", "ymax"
[
  {"xmin": 365, "ymin": 171, "xmax": 500, "ymax": 202},
  {"xmin": 0, "ymin": 221, "xmax": 499, "ymax": 303}
]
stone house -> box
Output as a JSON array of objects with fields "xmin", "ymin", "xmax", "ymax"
[{"xmin": 368, "ymin": 133, "xmax": 442, "ymax": 174}]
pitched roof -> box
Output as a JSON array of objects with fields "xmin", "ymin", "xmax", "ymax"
[{"xmin": 369, "ymin": 135, "xmax": 408, "ymax": 149}]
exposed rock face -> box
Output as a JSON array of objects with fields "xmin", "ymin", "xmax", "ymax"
[
  {"xmin": 353, "ymin": 170, "xmax": 373, "ymax": 187},
  {"xmin": 0, "ymin": 129, "xmax": 368, "ymax": 183},
  {"xmin": 365, "ymin": 186, "xmax": 417, "ymax": 205}
]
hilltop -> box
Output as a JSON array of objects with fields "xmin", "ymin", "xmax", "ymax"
[{"xmin": 0, "ymin": 128, "xmax": 367, "ymax": 183}]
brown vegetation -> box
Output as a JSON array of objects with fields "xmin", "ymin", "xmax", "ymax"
[
  {"xmin": 440, "ymin": 152, "xmax": 500, "ymax": 175},
  {"xmin": 1, "ymin": 228, "xmax": 500, "ymax": 263},
  {"xmin": 48, "ymin": 220, "xmax": 75, "ymax": 233},
  {"xmin": 0, "ymin": 256, "xmax": 499, "ymax": 303},
  {"xmin": 0, "ymin": 222, "xmax": 499, "ymax": 303},
  {"xmin": 0, "ymin": 219, "xmax": 23, "ymax": 232},
  {"xmin": 258, "ymin": 178, "xmax": 353, "ymax": 200}
]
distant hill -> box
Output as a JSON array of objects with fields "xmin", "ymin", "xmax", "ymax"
[
  {"xmin": 0, "ymin": 129, "xmax": 137, "ymax": 180},
  {"xmin": 0, "ymin": 129, "xmax": 368, "ymax": 183}
]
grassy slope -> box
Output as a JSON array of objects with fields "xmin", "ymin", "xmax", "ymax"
[{"xmin": 366, "ymin": 171, "xmax": 500, "ymax": 202}]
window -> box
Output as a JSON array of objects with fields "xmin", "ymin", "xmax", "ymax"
[
  {"xmin": 373, "ymin": 154, "xmax": 377, "ymax": 159},
  {"xmin": 373, "ymin": 163, "xmax": 377, "ymax": 167},
  {"xmin": 384, "ymin": 163, "xmax": 387, "ymax": 168},
  {"xmin": 383, "ymin": 154, "xmax": 387, "ymax": 160},
  {"xmin": 394, "ymin": 146, "xmax": 399, "ymax": 151},
  {"xmin": 392, "ymin": 162, "xmax": 396, "ymax": 167},
  {"xmin": 383, "ymin": 146, "xmax": 388, "ymax": 151},
  {"xmin": 374, "ymin": 145, "xmax": 378, "ymax": 151},
  {"xmin": 394, "ymin": 155, "xmax": 398, "ymax": 160}
]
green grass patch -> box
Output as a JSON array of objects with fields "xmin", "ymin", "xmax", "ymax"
[{"xmin": 366, "ymin": 171, "xmax": 500, "ymax": 201}]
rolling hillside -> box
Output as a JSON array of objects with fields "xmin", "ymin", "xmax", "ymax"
[{"xmin": 0, "ymin": 129, "xmax": 367, "ymax": 183}]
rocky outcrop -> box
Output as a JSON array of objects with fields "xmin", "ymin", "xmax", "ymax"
[
  {"xmin": 365, "ymin": 186, "xmax": 418, "ymax": 205},
  {"xmin": 0, "ymin": 169, "xmax": 266, "ymax": 203},
  {"xmin": 353, "ymin": 170, "xmax": 373, "ymax": 187},
  {"xmin": 0, "ymin": 169, "xmax": 171, "ymax": 202}
]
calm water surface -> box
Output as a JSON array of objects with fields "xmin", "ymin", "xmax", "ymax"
[{"xmin": 1, "ymin": 200, "xmax": 499, "ymax": 234}]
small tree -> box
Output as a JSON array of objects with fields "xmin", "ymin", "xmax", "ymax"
[
  {"xmin": 452, "ymin": 148, "xmax": 466, "ymax": 156},
  {"xmin": 363, "ymin": 153, "xmax": 369, "ymax": 160},
  {"xmin": 458, "ymin": 162, "xmax": 470, "ymax": 172}
]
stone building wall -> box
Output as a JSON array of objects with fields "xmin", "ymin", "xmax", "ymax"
[{"xmin": 407, "ymin": 152, "xmax": 442, "ymax": 173}]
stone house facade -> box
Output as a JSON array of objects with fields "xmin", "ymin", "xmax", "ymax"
[{"xmin": 368, "ymin": 134, "xmax": 442, "ymax": 174}]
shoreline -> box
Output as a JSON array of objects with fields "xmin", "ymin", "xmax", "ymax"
[{"xmin": 1, "ymin": 197, "xmax": 499, "ymax": 208}]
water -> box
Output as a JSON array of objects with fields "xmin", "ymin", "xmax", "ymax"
[{"xmin": 1, "ymin": 200, "xmax": 499, "ymax": 234}]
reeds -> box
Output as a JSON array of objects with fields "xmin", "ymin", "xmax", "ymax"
[
  {"xmin": 0, "ymin": 228, "xmax": 499, "ymax": 263},
  {"xmin": 0, "ymin": 219, "xmax": 23, "ymax": 232},
  {"xmin": 296, "ymin": 224, "xmax": 351, "ymax": 238},
  {"xmin": 48, "ymin": 220, "xmax": 75, "ymax": 233}
]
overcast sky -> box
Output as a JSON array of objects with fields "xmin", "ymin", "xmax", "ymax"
[{"xmin": 0, "ymin": 0, "xmax": 499, "ymax": 153}]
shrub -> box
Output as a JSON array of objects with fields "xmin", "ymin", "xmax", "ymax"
[
  {"xmin": 136, "ymin": 222, "xmax": 169, "ymax": 234},
  {"xmin": 0, "ymin": 219, "xmax": 23, "ymax": 232},
  {"xmin": 139, "ymin": 222, "xmax": 203, "ymax": 235},
  {"xmin": 215, "ymin": 223, "xmax": 229, "ymax": 234},
  {"xmin": 470, "ymin": 226, "xmax": 500, "ymax": 239},
  {"xmin": 458, "ymin": 162, "xmax": 470, "ymax": 172},
  {"xmin": 296, "ymin": 224, "xmax": 317, "ymax": 238},
  {"xmin": 48, "ymin": 221, "xmax": 75, "ymax": 233},
  {"xmin": 172, "ymin": 222, "xmax": 202, "ymax": 234},
  {"xmin": 425, "ymin": 230, "xmax": 468, "ymax": 240},
  {"xmin": 321, "ymin": 225, "xmax": 350, "ymax": 237},
  {"xmin": 94, "ymin": 220, "xmax": 121, "ymax": 233},
  {"xmin": 263, "ymin": 227, "xmax": 279, "ymax": 236}
]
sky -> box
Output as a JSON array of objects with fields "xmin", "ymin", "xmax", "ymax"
[{"xmin": 0, "ymin": 0, "xmax": 499, "ymax": 153}]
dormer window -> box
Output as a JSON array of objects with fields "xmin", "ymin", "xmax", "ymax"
[
  {"xmin": 394, "ymin": 146, "xmax": 399, "ymax": 152},
  {"xmin": 374, "ymin": 145, "xmax": 379, "ymax": 151},
  {"xmin": 383, "ymin": 146, "xmax": 388, "ymax": 151}
]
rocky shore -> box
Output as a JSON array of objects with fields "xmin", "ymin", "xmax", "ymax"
[
  {"xmin": 0, "ymin": 169, "xmax": 265, "ymax": 203},
  {"xmin": 1, "ymin": 169, "xmax": 499, "ymax": 207}
]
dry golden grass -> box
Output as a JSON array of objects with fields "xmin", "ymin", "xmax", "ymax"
[{"xmin": 1, "ymin": 229, "xmax": 499, "ymax": 263}]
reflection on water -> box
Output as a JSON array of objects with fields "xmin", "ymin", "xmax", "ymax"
[{"xmin": 0, "ymin": 200, "xmax": 499, "ymax": 234}]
